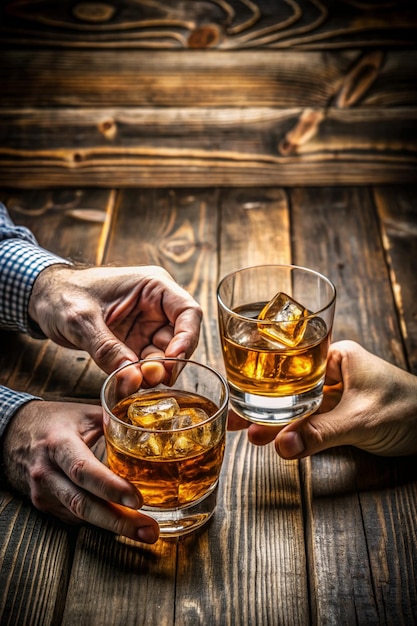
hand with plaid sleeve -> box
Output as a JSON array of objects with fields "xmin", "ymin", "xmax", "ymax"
[{"xmin": 0, "ymin": 202, "xmax": 202, "ymax": 543}]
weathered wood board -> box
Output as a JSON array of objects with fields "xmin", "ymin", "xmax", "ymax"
[{"xmin": 1, "ymin": 1, "xmax": 416, "ymax": 187}]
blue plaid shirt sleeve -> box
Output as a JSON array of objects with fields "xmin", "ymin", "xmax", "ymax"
[
  {"xmin": 0, "ymin": 386, "xmax": 40, "ymax": 438},
  {"xmin": 0, "ymin": 202, "xmax": 68, "ymax": 334},
  {"xmin": 0, "ymin": 202, "xmax": 70, "ymax": 435}
]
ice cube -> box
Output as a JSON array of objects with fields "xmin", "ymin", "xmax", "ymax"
[
  {"xmin": 282, "ymin": 354, "xmax": 313, "ymax": 379},
  {"xmin": 258, "ymin": 292, "xmax": 308, "ymax": 347},
  {"xmin": 303, "ymin": 316, "xmax": 327, "ymax": 343},
  {"xmin": 138, "ymin": 432, "xmax": 163, "ymax": 456},
  {"xmin": 162, "ymin": 430, "xmax": 201, "ymax": 457},
  {"xmin": 127, "ymin": 396, "xmax": 180, "ymax": 429},
  {"xmin": 193, "ymin": 424, "xmax": 213, "ymax": 448},
  {"xmin": 178, "ymin": 407, "xmax": 209, "ymax": 426},
  {"xmin": 171, "ymin": 433, "xmax": 200, "ymax": 456},
  {"xmin": 163, "ymin": 408, "xmax": 212, "ymax": 456},
  {"xmin": 177, "ymin": 408, "xmax": 213, "ymax": 447},
  {"xmin": 228, "ymin": 317, "xmax": 268, "ymax": 349}
]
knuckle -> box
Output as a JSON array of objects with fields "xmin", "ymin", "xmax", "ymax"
[
  {"xmin": 30, "ymin": 461, "xmax": 50, "ymax": 487},
  {"xmin": 67, "ymin": 490, "xmax": 88, "ymax": 519},
  {"xmin": 68, "ymin": 458, "xmax": 87, "ymax": 486},
  {"xmin": 108, "ymin": 516, "xmax": 134, "ymax": 538},
  {"xmin": 31, "ymin": 492, "xmax": 49, "ymax": 513},
  {"xmin": 93, "ymin": 336, "xmax": 122, "ymax": 363}
]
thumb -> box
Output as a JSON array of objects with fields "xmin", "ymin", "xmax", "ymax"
[
  {"xmin": 84, "ymin": 320, "xmax": 138, "ymax": 374},
  {"xmin": 275, "ymin": 399, "xmax": 358, "ymax": 459}
]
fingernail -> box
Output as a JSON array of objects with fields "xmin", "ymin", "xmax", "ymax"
[
  {"xmin": 279, "ymin": 431, "xmax": 305, "ymax": 457},
  {"xmin": 122, "ymin": 494, "xmax": 140, "ymax": 509},
  {"xmin": 137, "ymin": 525, "xmax": 159, "ymax": 544}
]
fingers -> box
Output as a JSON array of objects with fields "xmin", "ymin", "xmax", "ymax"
[
  {"xmin": 274, "ymin": 407, "xmax": 355, "ymax": 460},
  {"xmin": 274, "ymin": 369, "xmax": 413, "ymax": 460},
  {"xmin": 248, "ymin": 424, "xmax": 282, "ymax": 445},
  {"xmin": 4, "ymin": 400, "xmax": 160, "ymax": 543},
  {"xmin": 52, "ymin": 434, "xmax": 140, "ymax": 506},
  {"xmin": 33, "ymin": 467, "xmax": 159, "ymax": 543},
  {"xmin": 141, "ymin": 357, "xmax": 170, "ymax": 386},
  {"xmin": 39, "ymin": 431, "xmax": 160, "ymax": 542},
  {"xmin": 79, "ymin": 299, "xmax": 201, "ymax": 376},
  {"xmin": 166, "ymin": 307, "xmax": 202, "ymax": 359},
  {"xmin": 84, "ymin": 319, "xmax": 140, "ymax": 374}
]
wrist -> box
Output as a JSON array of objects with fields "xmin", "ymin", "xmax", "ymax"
[{"xmin": 28, "ymin": 263, "xmax": 74, "ymax": 330}]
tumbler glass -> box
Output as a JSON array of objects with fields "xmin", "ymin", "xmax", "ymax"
[
  {"xmin": 217, "ymin": 264, "xmax": 336, "ymax": 425},
  {"xmin": 102, "ymin": 358, "xmax": 229, "ymax": 537}
]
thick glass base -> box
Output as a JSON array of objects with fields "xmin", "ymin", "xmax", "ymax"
[
  {"xmin": 229, "ymin": 381, "xmax": 324, "ymax": 426},
  {"xmin": 141, "ymin": 483, "xmax": 219, "ymax": 538}
]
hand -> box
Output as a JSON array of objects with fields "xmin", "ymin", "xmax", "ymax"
[
  {"xmin": 3, "ymin": 399, "xmax": 160, "ymax": 543},
  {"xmin": 228, "ymin": 341, "xmax": 417, "ymax": 458},
  {"xmin": 28, "ymin": 264, "xmax": 202, "ymax": 376}
]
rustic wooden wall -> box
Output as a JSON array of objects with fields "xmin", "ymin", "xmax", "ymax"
[{"xmin": 1, "ymin": 0, "xmax": 416, "ymax": 188}]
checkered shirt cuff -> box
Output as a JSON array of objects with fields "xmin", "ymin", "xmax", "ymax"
[
  {"xmin": 0, "ymin": 239, "xmax": 68, "ymax": 335},
  {"xmin": 0, "ymin": 385, "xmax": 41, "ymax": 438}
]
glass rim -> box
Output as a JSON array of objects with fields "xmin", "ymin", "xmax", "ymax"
[
  {"xmin": 216, "ymin": 263, "xmax": 336, "ymax": 321},
  {"xmin": 101, "ymin": 357, "xmax": 229, "ymax": 433}
]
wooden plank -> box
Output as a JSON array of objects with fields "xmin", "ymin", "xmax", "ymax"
[
  {"xmin": 374, "ymin": 186, "xmax": 417, "ymax": 375},
  {"xmin": 1, "ymin": 0, "xmax": 416, "ymax": 50},
  {"xmin": 1, "ymin": 49, "xmax": 416, "ymax": 108},
  {"xmin": 1, "ymin": 3, "xmax": 416, "ymax": 191},
  {"xmin": 353, "ymin": 454, "xmax": 417, "ymax": 624},
  {"xmin": 290, "ymin": 186, "xmax": 417, "ymax": 624},
  {"xmin": 0, "ymin": 188, "xmax": 112, "ymax": 263},
  {"xmin": 0, "ymin": 495, "xmax": 75, "ymax": 626},
  {"xmin": 211, "ymin": 188, "xmax": 311, "ymax": 624},
  {"xmin": 218, "ymin": 187, "xmax": 291, "ymax": 271},
  {"xmin": 177, "ymin": 435, "xmax": 311, "ymax": 626},
  {"xmin": 1, "ymin": 107, "xmax": 415, "ymax": 188},
  {"xmin": 61, "ymin": 528, "xmax": 177, "ymax": 626}
]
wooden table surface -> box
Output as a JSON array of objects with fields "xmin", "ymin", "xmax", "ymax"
[
  {"xmin": 0, "ymin": 184, "xmax": 417, "ymax": 626},
  {"xmin": 1, "ymin": 1, "xmax": 417, "ymax": 624}
]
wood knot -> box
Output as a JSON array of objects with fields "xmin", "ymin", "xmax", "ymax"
[
  {"xmin": 72, "ymin": 2, "xmax": 116, "ymax": 23},
  {"xmin": 188, "ymin": 25, "xmax": 220, "ymax": 48},
  {"xmin": 336, "ymin": 50, "xmax": 384, "ymax": 108},
  {"xmin": 159, "ymin": 222, "xmax": 196, "ymax": 263},
  {"xmin": 279, "ymin": 109, "xmax": 324, "ymax": 156},
  {"xmin": 98, "ymin": 117, "xmax": 117, "ymax": 140}
]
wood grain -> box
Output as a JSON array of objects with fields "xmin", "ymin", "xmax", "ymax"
[
  {"xmin": 289, "ymin": 186, "xmax": 406, "ymax": 366},
  {"xmin": 1, "ymin": 0, "xmax": 416, "ymax": 49},
  {"xmin": 374, "ymin": 186, "xmax": 417, "ymax": 374},
  {"xmin": 1, "ymin": 1, "xmax": 416, "ymax": 187},
  {"xmin": 0, "ymin": 497, "xmax": 74, "ymax": 626}
]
